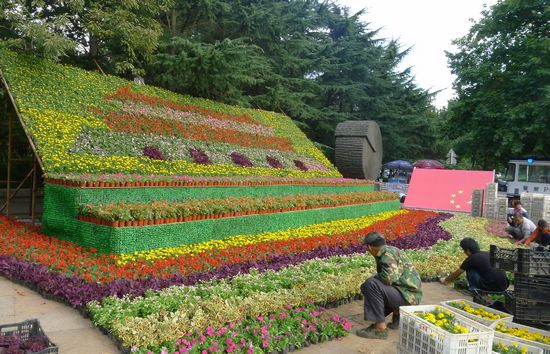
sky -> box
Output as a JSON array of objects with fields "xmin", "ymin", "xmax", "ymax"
[{"xmin": 337, "ymin": 0, "xmax": 497, "ymax": 108}]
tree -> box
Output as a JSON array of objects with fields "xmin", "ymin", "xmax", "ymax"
[
  {"xmin": 0, "ymin": 0, "xmax": 174, "ymax": 75},
  {"xmin": 446, "ymin": 0, "xmax": 550, "ymax": 169},
  {"xmin": 150, "ymin": 0, "xmax": 440, "ymax": 161}
]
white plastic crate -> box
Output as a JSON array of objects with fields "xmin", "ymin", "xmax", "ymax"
[
  {"xmin": 399, "ymin": 305, "xmax": 494, "ymax": 354},
  {"xmin": 492, "ymin": 336, "xmax": 543, "ymax": 354},
  {"xmin": 441, "ymin": 299, "xmax": 513, "ymax": 327},
  {"xmin": 491, "ymin": 320, "xmax": 550, "ymax": 354}
]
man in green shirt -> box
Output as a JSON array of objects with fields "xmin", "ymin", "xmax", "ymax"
[{"xmin": 356, "ymin": 232, "xmax": 423, "ymax": 339}]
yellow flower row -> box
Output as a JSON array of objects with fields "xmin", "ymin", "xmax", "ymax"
[
  {"xmin": 449, "ymin": 301, "xmax": 507, "ymax": 320},
  {"xmin": 117, "ymin": 209, "xmax": 407, "ymax": 264},
  {"xmin": 416, "ymin": 307, "xmax": 468, "ymax": 334},
  {"xmin": 495, "ymin": 322, "xmax": 550, "ymax": 345}
]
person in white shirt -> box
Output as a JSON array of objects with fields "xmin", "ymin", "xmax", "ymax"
[{"xmin": 505, "ymin": 213, "xmax": 536, "ymax": 242}]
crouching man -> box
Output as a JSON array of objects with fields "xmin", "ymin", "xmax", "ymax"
[{"xmin": 356, "ymin": 232, "xmax": 423, "ymax": 339}]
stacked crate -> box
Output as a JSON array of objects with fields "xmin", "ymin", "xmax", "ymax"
[
  {"xmin": 483, "ymin": 183, "xmax": 498, "ymax": 220},
  {"xmin": 471, "ymin": 189, "xmax": 484, "ymax": 217},
  {"xmin": 496, "ymin": 197, "xmax": 508, "ymax": 221},
  {"xmin": 520, "ymin": 192, "xmax": 550, "ymax": 223},
  {"xmin": 490, "ymin": 245, "xmax": 550, "ymax": 326}
]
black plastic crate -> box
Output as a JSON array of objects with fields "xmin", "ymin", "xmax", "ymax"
[
  {"xmin": 0, "ymin": 319, "xmax": 58, "ymax": 354},
  {"xmin": 517, "ymin": 247, "xmax": 550, "ymax": 276},
  {"xmin": 511, "ymin": 297, "xmax": 550, "ymax": 325},
  {"xmin": 490, "ymin": 245, "xmax": 550, "ymax": 276},
  {"xmin": 490, "ymin": 245, "xmax": 518, "ymax": 272},
  {"xmin": 515, "ymin": 274, "xmax": 550, "ymax": 301}
]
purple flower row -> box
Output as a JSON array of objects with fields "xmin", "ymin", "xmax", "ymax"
[
  {"xmin": 0, "ymin": 214, "xmax": 451, "ymax": 309},
  {"xmin": 387, "ymin": 213, "xmax": 453, "ymax": 249}
]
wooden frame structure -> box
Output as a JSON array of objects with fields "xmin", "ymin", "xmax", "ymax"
[{"xmin": 0, "ymin": 68, "xmax": 44, "ymax": 223}]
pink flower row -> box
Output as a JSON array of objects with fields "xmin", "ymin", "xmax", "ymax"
[{"xmin": 119, "ymin": 101, "xmax": 276, "ymax": 137}]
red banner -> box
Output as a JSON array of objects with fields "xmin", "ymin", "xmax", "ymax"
[{"xmin": 403, "ymin": 169, "xmax": 494, "ymax": 212}]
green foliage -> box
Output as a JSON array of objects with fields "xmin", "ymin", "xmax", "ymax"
[
  {"xmin": 446, "ymin": 0, "xmax": 550, "ymax": 169},
  {"xmin": 148, "ymin": 37, "xmax": 269, "ymax": 105},
  {"xmin": 0, "ymin": 0, "xmax": 174, "ymax": 75}
]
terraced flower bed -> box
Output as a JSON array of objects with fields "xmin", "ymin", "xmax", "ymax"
[
  {"xmin": 0, "ymin": 211, "xmax": 521, "ymax": 353},
  {"xmin": 0, "ymin": 50, "xmax": 340, "ymax": 179}
]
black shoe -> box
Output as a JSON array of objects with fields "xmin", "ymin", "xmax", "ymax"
[
  {"xmin": 388, "ymin": 312, "xmax": 400, "ymax": 330},
  {"xmin": 388, "ymin": 319, "xmax": 400, "ymax": 330}
]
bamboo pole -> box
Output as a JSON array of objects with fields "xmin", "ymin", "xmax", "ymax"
[
  {"xmin": 31, "ymin": 157, "xmax": 37, "ymax": 224},
  {"xmin": 0, "ymin": 167, "xmax": 34, "ymax": 213},
  {"xmin": 6, "ymin": 105, "xmax": 11, "ymax": 215}
]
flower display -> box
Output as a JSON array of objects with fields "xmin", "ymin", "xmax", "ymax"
[
  {"xmin": 415, "ymin": 307, "xmax": 469, "ymax": 334},
  {"xmin": 0, "ymin": 50, "xmax": 341, "ymax": 179},
  {"xmin": 146, "ymin": 305, "xmax": 352, "ymax": 354},
  {"xmin": 448, "ymin": 301, "xmax": 508, "ymax": 321}
]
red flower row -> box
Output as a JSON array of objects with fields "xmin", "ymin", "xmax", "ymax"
[
  {"xmin": 107, "ymin": 86, "xmax": 258, "ymax": 125},
  {"xmin": 102, "ymin": 111, "xmax": 294, "ymax": 152}
]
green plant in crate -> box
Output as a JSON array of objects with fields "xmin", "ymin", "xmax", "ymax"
[
  {"xmin": 415, "ymin": 306, "xmax": 469, "ymax": 334},
  {"xmin": 493, "ymin": 342, "xmax": 530, "ymax": 354},
  {"xmin": 495, "ymin": 322, "xmax": 550, "ymax": 345},
  {"xmin": 448, "ymin": 301, "xmax": 507, "ymax": 321}
]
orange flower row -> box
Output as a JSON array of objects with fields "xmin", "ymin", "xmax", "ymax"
[{"xmin": 102, "ymin": 112, "xmax": 294, "ymax": 152}]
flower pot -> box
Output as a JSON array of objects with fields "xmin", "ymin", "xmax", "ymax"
[{"xmin": 112, "ymin": 220, "xmax": 120, "ymax": 227}]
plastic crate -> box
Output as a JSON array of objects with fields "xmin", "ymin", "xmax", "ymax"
[
  {"xmin": 492, "ymin": 336, "xmax": 543, "ymax": 354},
  {"xmin": 517, "ymin": 249, "xmax": 550, "ymax": 276},
  {"xmin": 515, "ymin": 274, "xmax": 550, "ymax": 302},
  {"xmin": 491, "ymin": 321, "xmax": 550, "ymax": 354},
  {"xmin": 441, "ymin": 299, "xmax": 513, "ymax": 327},
  {"xmin": 490, "ymin": 245, "xmax": 519, "ymax": 272},
  {"xmin": 510, "ymin": 297, "xmax": 550, "ymax": 325},
  {"xmin": 399, "ymin": 305, "xmax": 494, "ymax": 354},
  {"xmin": 0, "ymin": 319, "xmax": 58, "ymax": 354}
]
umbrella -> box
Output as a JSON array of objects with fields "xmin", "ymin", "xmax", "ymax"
[
  {"xmin": 413, "ymin": 159, "xmax": 445, "ymax": 169},
  {"xmin": 383, "ymin": 160, "xmax": 413, "ymax": 171}
]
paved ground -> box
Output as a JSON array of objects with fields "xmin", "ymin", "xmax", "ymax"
[{"xmin": 0, "ymin": 276, "xmax": 465, "ymax": 354}]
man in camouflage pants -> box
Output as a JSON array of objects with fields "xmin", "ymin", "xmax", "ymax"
[{"xmin": 356, "ymin": 232, "xmax": 423, "ymax": 339}]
